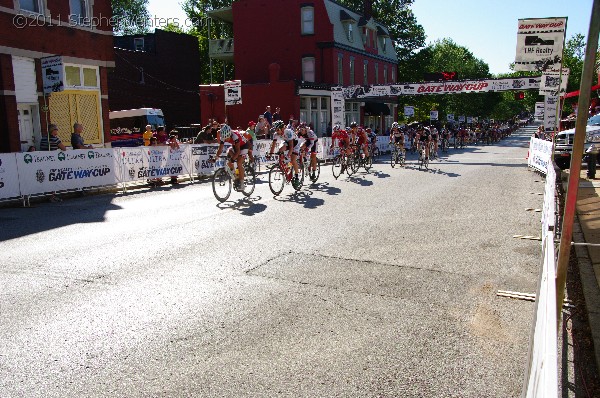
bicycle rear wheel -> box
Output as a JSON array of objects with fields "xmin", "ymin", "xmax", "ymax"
[
  {"xmin": 332, "ymin": 155, "xmax": 343, "ymax": 179},
  {"xmin": 268, "ymin": 165, "xmax": 286, "ymax": 196},
  {"xmin": 391, "ymin": 148, "xmax": 397, "ymax": 168},
  {"xmin": 310, "ymin": 160, "xmax": 321, "ymax": 182},
  {"xmin": 212, "ymin": 168, "xmax": 232, "ymax": 202},
  {"xmin": 364, "ymin": 154, "xmax": 372, "ymax": 172},
  {"xmin": 292, "ymin": 165, "xmax": 304, "ymax": 191},
  {"xmin": 242, "ymin": 165, "xmax": 256, "ymax": 197}
]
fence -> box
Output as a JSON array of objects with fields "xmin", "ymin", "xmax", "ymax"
[
  {"xmin": 522, "ymin": 141, "xmax": 558, "ymax": 398},
  {"xmin": 0, "ymin": 138, "xmax": 394, "ymax": 202}
]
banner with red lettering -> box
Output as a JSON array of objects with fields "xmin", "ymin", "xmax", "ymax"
[{"xmin": 515, "ymin": 18, "xmax": 567, "ymax": 72}]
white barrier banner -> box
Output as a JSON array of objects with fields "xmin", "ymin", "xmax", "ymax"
[
  {"xmin": 116, "ymin": 147, "xmax": 145, "ymax": 183},
  {"xmin": 542, "ymin": 165, "xmax": 556, "ymax": 247},
  {"xmin": 190, "ymin": 144, "xmax": 226, "ymax": 175},
  {"xmin": 544, "ymin": 95, "xmax": 559, "ymax": 133},
  {"xmin": 142, "ymin": 146, "xmax": 190, "ymax": 179},
  {"xmin": 528, "ymin": 137, "xmax": 553, "ymax": 174},
  {"xmin": 0, "ymin": 153, "xmax": 21, "ymax": 199},
  {"xmin": 16, "ymin": 149, "xmax": 117, "ymax": 195}
]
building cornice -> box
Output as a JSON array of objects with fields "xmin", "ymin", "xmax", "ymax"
[
  {"xmin": 0, "ymin": 45, "xmax": 115, "ymax": 67},
  {"xmin": 317, "ymin": 41, "xmax": 398, "ymax": 64}
]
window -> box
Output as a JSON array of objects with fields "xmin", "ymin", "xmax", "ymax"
[
  {"xmin": 299, "ymin": 96, "xmax": 330, "ymax": 136},
  {"xmin": 380, "ymin": 37, "xmax": 387, "ymax": 53},
  {"xmin": 64, "ymin": 64, "xmax": 99, "ymax": 89},
  {"xmin": 344, "ymin": 102, "xmax": 359, "ymax": 128},
  {"xmin": 337, "ymin": 54, "xmax": 343, "ymax": 85},
  {"xmin": 19, "ymin": 0, "xmax": 42, "ymax": 13},
  {"xmin": 301, "ymin": 6, "xmax": 314, "ymax": 35},
  {"xmin": 302, "ymin": 57, "xmax": 315, "ymax": 82},
  {"xmin": 383, "ymin": 65, "xmax": 388, "ymax": 84},
  {"xmin": 349, "ymin": 57, "xmax": 355, "ymax": 85},
  {"xmin": 70, "ymin": 0, "xmax": 89, "ymax": 25},
  {"xmin": 134, "ymin": 38, "xmax": 145, "ymax": 51},
  {"xmin": 346, "ymin": 23, "xmax": 354, "ymax": 42},
  {"xmin": 391, "ymin": 67, "xmax": 395, "ymax": 83},
  {"xmin": 363, "ymin": 60, "xmax": 368, "ymax": 85},
  {"xmin": 375, "ymin": 63, "xmax": 379, "ymax": 84}
]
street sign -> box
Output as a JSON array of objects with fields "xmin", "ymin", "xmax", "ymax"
[
  {"xmin": 514, "ymin": 18, "xmax": 567, "ymax": 72},
  {"xmin": 447, "ymin": 113, "xmax": 454, "ymax": 121},
  {"xmin": 41, "ymin": 56, "xmax": 64, "ymax": 94},
  {"xmin": 430, "ymin": 111, "xmax": 438, "ymax": 121}
]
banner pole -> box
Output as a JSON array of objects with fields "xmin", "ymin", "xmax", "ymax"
[
  {"xmin": 555, "ymin": 0, "xmax": 600, "ymax": 328},
  {"xmin": 551, "ymin": 17, "xmax": 568, "ymax": 161}
]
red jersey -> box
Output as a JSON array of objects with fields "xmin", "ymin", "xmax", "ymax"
[
  {"xmin": 221, "ymin": 130, "xmax": 252, "ymax": 146},
  {"xmin": 332, "ymin": 130, "xmax": 350, "ymax": 145}
]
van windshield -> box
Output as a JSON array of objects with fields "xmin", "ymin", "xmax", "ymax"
[
  {"xmin": 588, "ymin": 114, "xmax": 600, "ymax": 126},
  {"xmin": 148, "ymin": 114, "xmax": 165, "ymax": 127}
]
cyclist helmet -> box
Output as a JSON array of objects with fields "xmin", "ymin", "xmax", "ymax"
[
  {"xmin": 220, "ymin": 124, "xmax": 232, "ymax": 140},
  {"xmin": 333, "ymin": 124, "xmax": 341, "ymax": 132},
  {"xmin": 391, "ymin": 122, "xmax": 399, "ymax": 129},
  {"xmin": 350, "ymin": 121, "xmax": 358, "ymax": 128},
  {"xmin": 273, "ymin": 120, "xmax": 285, "ymax": 130}
]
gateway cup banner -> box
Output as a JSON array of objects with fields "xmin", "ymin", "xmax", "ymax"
[
  {"xmin": 17, "ymin": 149, "xmax": 117, "ymax": 196},
  {"xmin": 0, "ymin": 154, "xmax": 21, "ymax": 200}
]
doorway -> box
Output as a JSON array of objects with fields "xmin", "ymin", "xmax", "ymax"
[{"xmin": 17, "ymin": 105, "xmax": 36, "ymax": 151}]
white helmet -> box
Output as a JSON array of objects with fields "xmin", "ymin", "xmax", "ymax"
[
  {"xmin": 391, "ymin": 122, "xmax": 399, "ymax": 129},
  {"xmin": 220, "ymin": 124, "xmax": 232, "ymax": 140}
]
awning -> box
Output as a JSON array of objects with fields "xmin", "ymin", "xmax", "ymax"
[
  {"xmin": 364, "ymin": 102, "xmax": 390, "ymax": 116},
  {"xmin": 563, "ymin": 83, "xmax": 600, "ymax": 98}
]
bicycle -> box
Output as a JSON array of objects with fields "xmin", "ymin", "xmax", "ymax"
[
  {"xmin": 390, "ymin": 143, "xmax": 406, "ymax": 168},
  {"xmin": 418, "ymin": 143, "xmax": 429, "ymax": 171},
  {"xmin": 268, "ymin": 152, "xmax": 304, "ymax": 195},
  {"xmin": 211, "ymin": 155, "xmax": 256, "ymax": 203},
  {"xmin": 251, "ymin": 154, "xmax": 261, "ymax": 173},
  {"xmin": 369, "ymin": 142, "xmax": 380, "ymax": 159},
  {"xmin": 299, "ymin": 150, "xmax": 321, "ymax": 183},
  {"xmin": 331, "ymin": 147, "xmax": 355, "ymax": 179},
  {"xmin": 441, "ymin": 137, "xmax": 449, "ymax": 153},
  {"xmin": 350, "ymin": 144, "xmax": 372, "ymax": 174}
]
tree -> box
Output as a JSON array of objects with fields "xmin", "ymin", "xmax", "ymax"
[{"xmin": 111, "ymin": 0, "xmax": 151, "ymax": 35}]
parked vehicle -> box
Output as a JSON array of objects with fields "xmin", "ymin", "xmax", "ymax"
[
  {"xmin": 109, "ymin": 108, "xmax": 165, "ymax": 147},
  {"xmin": 554, "ymin": 114, "xmax": 600, "ymax": 170}
]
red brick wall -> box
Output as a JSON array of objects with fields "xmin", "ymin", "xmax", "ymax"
[{"xmin": 0, "ymin": 54, "xmax": 19, "ymax": 152}]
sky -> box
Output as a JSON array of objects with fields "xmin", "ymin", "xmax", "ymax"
[{"xmin": 146, "ymin": 0, "xmax": 595, "ymax": 76}]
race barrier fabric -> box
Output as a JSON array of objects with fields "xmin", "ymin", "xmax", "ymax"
[
  {"xmin": 522, "ymin": 151, "xmax": 559, "ymax": 398},
  {"xmin": 1, "ymin": 138, "xmax": 392, "ymax": 201},
  {"xmin": 527, "ymin": 137, "xmax": 553, "ymax": 175}
]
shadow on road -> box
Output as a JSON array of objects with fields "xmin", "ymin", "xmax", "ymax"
[
  {"xmin": 0, "ymin": 195, "xmax": 123, "ymax": 242},
  {"xmin": 216, "ymin": 196, "xmax": 268, "ymax": 216},
  {"xmin": 309, "ymin": 182, "xmax": 342, "ymax": 196},
  {"xmin": 274, "ymin": 191, "xmax": 325, "ymax": 209},
  {"xmin": 346, "ymin": 176, "xmax": 374, "ymax": 186}
]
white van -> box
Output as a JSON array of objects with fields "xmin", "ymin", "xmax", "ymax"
[{"xmin": 109, "ymin": 108, "xmax": 165, "ymax": 147}]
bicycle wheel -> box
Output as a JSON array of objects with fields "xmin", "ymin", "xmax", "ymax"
[
  {"xmin": 391, "ymin": 148, "xmax": 397, "ymax": 168},
  {"xmin": 292, "ymin": 165, "xmax": 304, "ymax": 191},
  {"xmin": 332, "ymin": 155, "xmax": 343, "ymax": 180},
  {"xmin": 310, "ymin": 160, "xmax": 321, "ymax": 182},
  {"xmin": 253, "ymin": 156, "xmax": 261, "ymax": 173},
  {"xmin": 399, "ymin": 151, "xmax": 406, "ymax": 167},
  {"xmin": 350, "ymin": 152, "xmax": 360, "ymax": 174},
  {"xmin": 212, "ymin": 168, "xmax": 232, "ymax": 202},
  {"xmin": 372, "ymin": 147, "xmax": 380, "ymax": 159},
  {"xmin": 364, "ymin": 154, "xmax": 372, "ymax": 172},
  {"xmin": 268, "ymin": 165, "xmax": 286, "ymax": 196},
  {"xmin": 347, "ymin": 154, "xmax": 357, "ymax": 176},
  {"xmin": 242, "ymin": 165, "xmax": 256, "ymax": 197}
]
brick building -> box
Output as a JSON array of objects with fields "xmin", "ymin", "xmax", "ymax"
[
  {"xmin": 109, "ymin": 29, "xmax": 201, "ymax": 130},
  {"xmin": 0, "ymin": 0, "xmax": 115, "ymax": 152},
  {"xmin": 201, "ymin": 0, "xmax": 398, "ymax": 136}
]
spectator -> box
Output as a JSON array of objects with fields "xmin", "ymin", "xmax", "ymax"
[
  {"xmin": 326, "ymin": 121, "xmax": 332, "ymax": 137},
  {"xmin": 255, "ymin": 115, "xmax": 269, "ymax": 139},
  {"xmin": 40, "ymin": 124, "xmax": 67, "ymax": 151},
  {"xmin": 143, "ymin": 124, "xmax": 154, "ymax": 146},
  {"xmin": 167, "ymin": 132, "xmax": 180, "ymax": 184},
  {"xmin": 246, "ymin": 120, "xmax": 257, "ymax": 162},
  {"xmin": 263, "ymin": 106, "xmax": 273, "ymax": 126},
  {"xmin": 148, "ymin": 137, "xmax": 163, "ymax": 187},
  {"xmin": 156, "ymin": 126, "xmax": 168, "ymax": 145},
  {"xmin": 27, "ymin": 145, "xmax": 36, "ymax": 152},
  {"xmin": 71, "ymin": 123, "xmax": 93, "ymax": 149},
  {"xmin": 194, "ymin": 125, "xmax": 211, "ymax": 144},
  {"xmin": 272, "ymin": 107, "xmax": 281, "ymax": 122}
]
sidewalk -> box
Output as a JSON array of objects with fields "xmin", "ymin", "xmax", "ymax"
[{"xmin": 568, "ymin": 170, "xmax": 600, "ymax": 374}]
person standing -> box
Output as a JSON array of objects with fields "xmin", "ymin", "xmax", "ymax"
[
  {"xmin": 156, "ymin": 126, "xmax": 168, "ymax": 145},
  {"xmin": 143, "ymin": 124, "xmax": 154, "ymax": 146},
  {"xmin": 71, "ymin": 123, "xmax": 93, "ymax": 149},
  {"xmin": 40, "ymin": 124, "xmax": 67, "ymax": 151},
  {"xmin": 272, "ymin": 107, "xmax": 281, "ymax": 122},
  {"xmin": 167, "ymin": 132, "xmax": 180, "ymax": 184},
  {"xmin": 263, "ymin": 106, "xmax": 273, "ymax": 126}
]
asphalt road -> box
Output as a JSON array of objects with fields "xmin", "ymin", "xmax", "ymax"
[{"xmin": 0, "ymin": 126, "xmax": 544, "ymax": 397}]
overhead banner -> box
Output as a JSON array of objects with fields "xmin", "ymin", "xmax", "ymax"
[
  {"xmin": 535, "ymin": 102, "xmax": 545, "ymax": 121},
  {"xmin": 514, "ymin": 18, "xmax": 567, "ymax": 72},
  {"xmin": 404, "ymin": 106, "xmax": 415, "ymax": 117},
  {"xmin": 430, "ymin": 111, "xmax": 438, "ymax": 121},
  {"xmin": 224, "ymin": 80, "xmax": 242, "ymax": 105},
  {"xmin": 340, "ymin": 76, "xmax": 541, "ymax": 99},
  {"xmin": 544, "ymin": 95, "xmax": 559, "ymax": 133},
  {"xmin": 331, "ymin": 87, "xmax": 345, "ymax": 128},
  {"xmin": 16, "ymin": 149, "xmax": 117, "ymax": 196},
  {"xmin": 539, "ymin": 68, "xmax": 569, "ymax": 96},
  {"xmin": 0, "ymin": 153, "xmax": 21, "ymax": 200}
]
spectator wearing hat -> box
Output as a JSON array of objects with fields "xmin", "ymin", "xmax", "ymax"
[
  {"xmin": 40, "ymin": 124, "xmax": 67, "ymax": 151},
  {"xmin": 246, "ymin": 120, "xmax": 257, "ymax": 164}
]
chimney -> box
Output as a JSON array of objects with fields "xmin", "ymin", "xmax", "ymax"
[{"xmin": 363, "ymin": 0, "xmax": 373, "ymax": 20}]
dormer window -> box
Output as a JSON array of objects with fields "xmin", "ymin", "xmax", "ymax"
[
  {"xmin": 347, "ymin": 23, "xmax": 354, "ymax": 42},
  {"xmin": 377, "ymin": 26, "xmax": 390, "ymax": 53},
  {"xmin": 380, "ymin": 37, "xmax": 387, "ymax": 53}
]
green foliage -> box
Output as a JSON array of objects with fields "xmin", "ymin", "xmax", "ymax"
[{"xmin": 111, "ymin": 0, "xmax": 151, "ymax": 35}]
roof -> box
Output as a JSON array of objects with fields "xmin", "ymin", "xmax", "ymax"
[
  {"xmin": 208, "ymin": 6, "xmax": 233, "ymax": 24},
  {"xmin": 323, "ymin": 0, "xmax": 397, "ymax": 62}
]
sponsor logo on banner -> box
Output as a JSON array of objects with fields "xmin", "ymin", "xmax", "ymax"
[
  {"xmin": 224, "ymin": 80, "xmax": 242, "ymax": 105},
  {"xmin": 544, "ymin": 95, "xmax": 559, "ymax": 132},
  {"xmin": 535, "ymin": 102, "xmax": 545, "ymax": 121},
  {"xmin": 404, "ymin": 106, "xmax": 415, "ymax": 117},
  {"xmin": 41, "ymin": 55, "xmax": 64, "ymax": 94},
  {"xmin": 539, "ymin": 68, "xmax": 569, "ymax": 96},
  {"xmin": 331, "ymin": 87, "xmax": 345, "ymax": 128},
  {"xmin": 430, "ymin": 111, "xmax": 439, "ymax": 121},
  {"xmin": 0, "ymin": 154, "xmax": 20, "ymax": 199},
  {"xmin": 514, "ymin": 18, "xmax": 567, "ymax": 71}
]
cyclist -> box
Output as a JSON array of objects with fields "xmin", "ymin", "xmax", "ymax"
[
  {"xmin": 212, "ymin": 124, "xmax": 252, "ymax": 190},
  {"xmin": 367, "ymin": 127, "xmax": 377, "ymax": 154},
  {"xmin": 389, "ymin": 122, "xmax": 405, "ymax": 153},
  {"xmin": 441, "ymin": 127, "xmax": 451, "ymax": 151},
  {"xmin": 417, "ymin": 126, "xmax": 431, "ymax": 160},
  {"xmin": 268, "ymin": 120, "xmax": 300, "ymax": 184},
  {"xmin": 298, "ymin": 122, "xmax": 319, "ymax": 179},
  {"xmin": 430, "ymin": 126, "xmax": 439, "ymax": 158},
  {"xmin": 330, "ymin": 124, "xmax": 350, "ymax": 154},
  {"xmin": 354, "ymin": 125, "xmax": 370, "ymax": 160}
]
